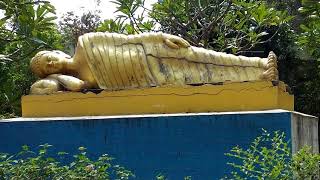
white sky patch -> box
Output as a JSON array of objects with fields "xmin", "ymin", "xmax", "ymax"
[{"xmin": 49, "ymin": 0, "xmax": 158, "ymax": 20}]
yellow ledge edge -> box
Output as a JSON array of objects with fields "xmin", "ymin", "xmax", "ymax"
[{"xmin": 21, "ymin": 81, "xmax": 294, "ymax": 117}]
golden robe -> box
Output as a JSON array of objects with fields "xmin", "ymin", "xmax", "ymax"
[{"xmin": 78, "ymin": 32, "xmax": 267, "ymax": 90}]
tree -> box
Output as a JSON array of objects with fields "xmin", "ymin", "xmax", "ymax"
[
  {"xmin": 294, "ymin": 0, "xmax": 320, "ymax": 117},
  {"xmin": 111, "ymin": 0, "xmax": 155, "ymax": 34},
  {"xmin": 0, "ymin": 0, "xmax": 62, "ymax": 118},
  {"xmin": 59, "ymin": 10, "xmax": 101, "ymax": 54},
  {"xmin": 297, "ymin": 0, "xmax": 320, "ymax": 59},
  {"xmin": 112, "ymin": 0, "xmax": 291, "ymax": 56},
  {"xmin": 271, "ymin": 0, "xmax": 320, "ymax": 117}
]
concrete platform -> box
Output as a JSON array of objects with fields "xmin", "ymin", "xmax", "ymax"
[
  {"xmin": 21, "ymin": 81, "xmax": 294, "ymax": 117},
  {"xmin": 0, "ymin": 110, "xmax": 318, "ymax": 179}
]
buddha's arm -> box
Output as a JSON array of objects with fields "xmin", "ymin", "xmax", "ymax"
[
  {"xmin": 126, "ymin": 32, "xmax": 190, "ymax": 49},
  {"xmin": 48, "ymin": 74, "xmax": 87, "ymax": 91},
  {"xmin": 30, "ymin": 74, "xmax": 86, "ymax": 94}
]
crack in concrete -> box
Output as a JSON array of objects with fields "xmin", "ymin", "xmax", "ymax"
[{"xmin": 27, "ymin": 85, "xmax": 280, "ymax": 103}]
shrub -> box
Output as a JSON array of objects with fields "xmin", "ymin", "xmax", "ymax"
[
  {"xmin": 292, "ymin": 146, "xmax": 320, "ymax": 180},
  {"xmin": 0, "ymin": 144, "xmax": 134, "ymax": 180},
  {"xmin": 223, "ymin": 129, "xmax": 320, "ymax": 180}
]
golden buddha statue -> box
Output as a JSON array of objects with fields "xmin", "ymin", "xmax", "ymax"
[{"xmin": 30, "ymin": 32, "xmax": 278, "ymax": 94}]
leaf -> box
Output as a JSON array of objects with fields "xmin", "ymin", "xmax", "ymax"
[
  {"xmin": 300, "ymin": 24, "xmax": 311, "ymax": 32},
  {"xmin": 30, "ymin": 37, "xmax": 47, "ymax": 45},
  {"xmin": 36, "ymin": 5, "xmax": 47, "ymax": 19},
  {"xmin": 22, "ymin": 145, "xmax": 29, "ymax": 151},
  {"xmin": 0, "ymin": 16, "xmax": 10, "ymax": 26},
  {"xmin": 257, "ymin": 31, "xmax": 269, "ymax": 37},
  {"xmin": 78, "ymin": 147, "xmax": 86, "ymax": 151},
  {"xmin": 58, "ymin": 151, "xmax": 69, "ymax": 156},
  {"xmin": 41, "ymin": 16, "xmax": 57, "ymax": 23},
  {"xmin": 43, "ymin": 3, "xmax": 56, "ymax": 14},
  {"xmin": 0, "ymin": 1, "xmax": 6, "ymax": 9}
]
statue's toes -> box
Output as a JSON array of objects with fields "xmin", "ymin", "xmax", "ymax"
[
  {"xmin": 266, "ymin": 62, "xmax": 278, "ymax": 69},
  {"xmin": 268, "ymin": 74, "xmax": 279, "ymax": 81},
  {"xmin": 262, "ymin": 67, "xmax": 278, "ymax": 81},
  {"xmin": 266, "ymin": 51, "xmax": 277, "ymax": 68},
  {"xmin": 266, "ymin": 67, "xmax": 279, "ymax": 80}
]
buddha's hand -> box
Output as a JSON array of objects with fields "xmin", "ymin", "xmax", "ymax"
[
  {"xmin": 30, "ymin": 78, "xmax": 61, "ymax": 95},
  {"xmin": 30, "ymin": 74, "xmax": 87, "ymax": 95},
  {"xmin": 163, "ymin": 34, "xmax": 190, "ymax": 49}
]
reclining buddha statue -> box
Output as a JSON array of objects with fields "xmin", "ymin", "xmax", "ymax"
[{"xmin": 30, "ymin": 32, "xmax": 278, "ymax": 94}]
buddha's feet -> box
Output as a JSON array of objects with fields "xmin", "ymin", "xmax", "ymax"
[{"xmin": 260, "ymin": 51, "xmax": 279, "ymax": 81}]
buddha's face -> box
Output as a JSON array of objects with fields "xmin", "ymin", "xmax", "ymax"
[{"xmin": 38, "ymin": 51, "xmax": 65, "ymax": 75}]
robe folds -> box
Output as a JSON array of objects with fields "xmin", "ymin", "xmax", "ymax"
[{"xmin": 78, "ymin": 32, "xmax": 267, "ymax": 90}]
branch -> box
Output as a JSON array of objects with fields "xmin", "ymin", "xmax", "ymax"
[
  {"xmin": 236, "ymin": 27, "xmax": 281, "ymax": 55},
  {"xmin": 119, "ymin": 1, "xmax": 149, "ymax": 33},
  {"xmin": 17, "ymin": 45, "xmax": 46, "ymax": 60},
  {"xmin": 208, "ymin": 0, "xmax": 232, "ymax": 30},
  {"xmin": 201, "ymin": 0, "xmax": 232, "ymax": 47},
  {"xmin": 185, "ymin": 5, "xmax": 212, "ymax": 28}
]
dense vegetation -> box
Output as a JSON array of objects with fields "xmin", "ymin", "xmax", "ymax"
[
  {"xmin": 223, "ymin": 130, "xmax": 320, "ymax": 179},
  {"xmin": 0, "ymin": 0, "xmax": 319, "ymax": 118},
  {"xmin": 0, "ymin": 131, "xmax": 318, "ymax": 179},
  {"xmin": 0, "ymin": 0, "xmax": 62, "ymax": 118},
  {"xmin": 0, "ymin": 144, "xmax": 133, "ymax": 179}
]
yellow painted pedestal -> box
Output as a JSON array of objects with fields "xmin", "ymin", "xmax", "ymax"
[{"xmin": 21, "ymin": 81, "xmax": 294, "ymax": 117}]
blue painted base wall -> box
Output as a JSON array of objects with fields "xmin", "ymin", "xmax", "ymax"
[{"xmin": 0, "ymin": 112, "xmax": 292, "ymax": 179}]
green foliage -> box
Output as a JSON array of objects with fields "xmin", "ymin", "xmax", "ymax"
[
  {"xmin": 155, "ymin": 174, "xmax": 191, "ymax": 180},
  {"xmin": 155, "ymin": 174, "xmax": 167, "ymax": 180},
  {"xmin": 111, "ymin": 0, "xmax": 292, "ymax": 53},
  {"xmin": 149, "ymin": 0, "xmax": 291, "ymax": 53},
  {"xmin": 0, "ymin": 0, "xmax": 59, "ymax": 60},
  {"xmin": 292, "ymin": 146, "xmax": 320, "ymax": 180},
  {"xmin": 223, "ymin": 130, "xmax": 291, "ymax": 179},
  {"xmin": 265, "ymin": 1, "xmax": 320, "ymax": 118},
  {"xmin": 283, "ymin": 0, "xmax": 320, "ymax": 117},
  {"xmin": 297, "ymin": 0, "xmax": 320, "ymax": 58},
  {"xmin": 0, "ymin": 0, "xmax": 63, "ymax": 118},
  {"xmin": 97, "ymin": 19, "xmax": 127, "ymax": 33},
  {"xmin": 59, "ymin": 11, "xmax": 101, "ymax": 52},
  {"xmin": 111, "ymin": 0, "xmax": 155, "ymax": 34},
  {"xmin": 223, "ymin": 130, "xmax": 320, "ymax": 180},
  {"xmin": 0, "ymin": 144, "xmax": 134, "ymax": 179}
]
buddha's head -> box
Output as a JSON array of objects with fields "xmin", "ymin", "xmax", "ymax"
[{"xmin": 30, "ymin": 50, "xmax": 71, "ymax": 78}]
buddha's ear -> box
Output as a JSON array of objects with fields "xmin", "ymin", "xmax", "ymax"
[{"xmin": 52, "ymin": 50, "xmax": 71, "ymax": 59}]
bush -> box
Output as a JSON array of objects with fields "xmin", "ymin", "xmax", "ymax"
[
  {"xmin": 0, "ymin": 144, "xmax": 134, "ymax": 180},
  {"xmin": 223, "ymin": 129, "xmax": 320, "ymax": 180},
  {"xmin": 292, "ymin": 146, "xmax": 320, "ymax": 180},
  {"xmin": 1, "ymin": 131, "xmax": 319, "ymax": 179}
]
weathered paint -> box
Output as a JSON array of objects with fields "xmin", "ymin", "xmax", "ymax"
[
  {"xmin": 22, "ymin": 81, "xmax": 294, "ymax": 117},
  {"xmin": 1, "ymin": 110, "xmax": 314, "ymax": 179}
]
